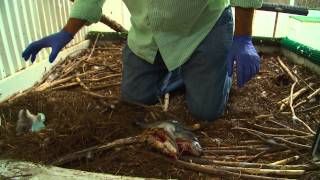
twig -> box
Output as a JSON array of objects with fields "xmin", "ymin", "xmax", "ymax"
[
  {"xmin": 238, "ymin": 140, "xmax": 266, "ymax": 145},
  {"xmin": 266, "ymin": 119, "xmax": 293, "ymax": 129},
  {"xmin": 203, "ymin": 148, "xmax": 269, "ymax": 155},
  {"xmin": 232, "ymin": 127, "xmax": 309, "ymax": 150},
  {"xmin": 277, "ymin": 56, "xmax": 298, "ymax": 83},
  {"xmin": 51, "ymin": 82, "xmax": 79, "ymax": 91},
  {"xmin": 217, "ymin": 166, "xmax": 305, "ymax": 176},
  {"xmin": 273, "ymin": 137, "xmax": 311, "ymax": 150},
  {"xmin": 279, "ymin": 83, "xmax": 314, "ymax": 111},
  {"xmin": 35, "ymin": 69, "xmax": 102, "ymax": 91},
  {"xmin": 60, "ymin": 33, "xmax": 101, "ymax": 78},
  {"xmin": 75, "ymin": 76, "xmax": 90, "ymax": 91},
  {"xmin": 203, "ymin": 145, "xmax": 268, "ymax": 150},
  {"xmin": 289, "ymin": 82, "xmax": 315, "ymax": 135},
  {"xmin": 307, "ymin": 87, "xmax": 320, "ymax": 99},
  {"xmin": 293, "ymin": 88, "xmax": 320, "ymax": 109},
  {"xmin": 100, "ymin": 14, "xmax": 127, "ymax": 32},
  {"xmin": 270, "ymin": 155, "xmax": 300, "ymax": 165},
  {"xmin": 163, "ymin": 93, "xmax": 170, "ymax": 112},
  {"xmin": 83, "ymin": 73, "xmax": 121, "ymax": 82},
  {"xmin": 89, "ymin": 82, "xmax": 121, "ymax": 91},
  {"xmin": 182, "ymin": 156, "xmax": 316, "ymax": 170},
  {"xmin": 298, "ymin": 104, "xmax": 320, "ymax": 113},
  {"xmin": 170, "ymin": 158, "xmax": 299, "ymax": 179},
  {"xmin": 242, "ymin": 121, "xmax": 311, "ymax": 136},
  {"xmin": 84, "ymin": 60, "xmax": 118, "ymax": 73},
  {"xmin": 247, "ymin": 149, "xmax": 270, "ymax": 162},
  {"xmin": 51, "ymin": 136, "xmax": 144, "ymax": 166}
]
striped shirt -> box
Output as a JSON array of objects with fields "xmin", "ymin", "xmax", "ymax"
[{"xmin": 71, "ymin": 0, "xmax": 263, "ymax": 70}]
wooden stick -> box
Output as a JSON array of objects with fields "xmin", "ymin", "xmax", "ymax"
[
  {"xmin": 89, "ymin": 82, "xmax": 121, "ymax": 90},
  {"xmin": 238, "ymin": 140, "xmax": 266, "ymax": 145},
  {"xmin": 247, "ymin": 149, "xmax": 270, "ymax": 162},
  {"xmin": 220, "ymin": 166, "xmax": 305, "ymax": 176},
  {"xmin": 203, "ymin": 148, "xmax": 269, "ymax": 155},
  {"xmin": 266, "ymin": 119, "xmax": 293, "ymax": 129},
  {"xmin": 234, "ymin": 127, "xmax": 311, "ymax": 150},
  {"xmin": 243, "ymin": 121, "xmax": 311, "ymax": 136},
  {"xmin": 84, "ymin": 60, "xmax": 118, "ymax": 73},
  {"xmin": 181, "ymin": 156, "xmax": 315, "ymax": 170},
  {"xmin": 270, "ymin": 155, "xmax": 300, "ymax": 165},
  {"xmin": 75, "ymin": 76, "xmax": 90, "ymax": 91},
  {"xmin": 51, "ymin": 136, "xmax": 143, "ymax": 166},
  {"xmin": 163, "ymin": 93, "xmax": 170, "ymax": 112},
  {"xmin": 277, "ymin": 56, "xmax": 298, "ymax": 83},
  {"xmin": 262, "ymin": 150, "xmax": 292, "ymax": 158},
  {"xmin": 60, "ymin": 34, "xmax": 100, "ymax": 79},
  {"xmin": 170, "ymin": 159, "xmax": 298, "ymax": 179},
  {"xmin": 273, "ymin": 137, "xmax": 311, "ymax": 150},
  {"xmin": 289, "ymin": 83, "xmax": 315, "ymax": 135},
  {"xmin": 307, "ymin": 87, "xmax": 320, "ymax": 99},
  {"xmin": 51, "ymin": 82, "xmax": 79, "ymax": 91},
  {"xmin": 279, "ymin": 83, "xmax": 314, "ymax": 111},
  {"xmin": 294, "ymin": 88, "xmax": 320, "ymax": 109},
  {"xmin": 83, "ymin": 74, "xmax": 121, "ymax": 82},
  {"xmin": 35, "ymin": 69, "xmax": 102, "ymax": 91},
  {"xmin": 100, "ymin": 14, "xmax": 127, "ymax": 32},
  {"xmin": 203, "ymin": 145, "xmax": 268, "ymax": 150}
]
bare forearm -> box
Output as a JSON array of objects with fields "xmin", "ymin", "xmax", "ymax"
[
  {"xmin": 63, "ymin": 18, "xmax": 86, "ymax": 35},
  {"xmin": 234, "ymin": 7, "xmax": 254, "ymax": 36}
]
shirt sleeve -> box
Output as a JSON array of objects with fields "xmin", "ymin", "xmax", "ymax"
[
  {"xmin": 70, "ymin": 0, "xmax": 106, "ymax": 24},
  {"xmin": 230, "ymin": 0, "xmax": 263, "ymax": 8}
]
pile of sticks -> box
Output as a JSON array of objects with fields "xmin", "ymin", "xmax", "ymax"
[
  {"xmin": 30, "ymin": 38, "xmax": 320, "ymax": 178},
  {"xmin": 50, "ymin": 117, "xmax": 320, "ymax": 179},
  {"xmin": 33, "ymin": 35, "xmax": 123, "ymax": 102}
]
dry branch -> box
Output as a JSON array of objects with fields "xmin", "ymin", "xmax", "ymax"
[
  {"xmin": 277, "ymin": 57, "xmax": 298, "ymax": 83},
  {"xmin": 270, "ymin": 155, "xmax": 300, "ymax": 165},
  {"xmin": 163, "ymin": 93, "xmax": 170, "ymax": 112},
  {"xmin": 60, "ymin": 34, "xmax": 100, "ymax": 79},
  {"xmin": 76, "ymin": 76, "xmax": 90, "ymax": 91},
  {"xmin": 232, "ymin": 127, "xmax": 309, "ymax": 150},
  {"xmin": 203, "ymin": 148, "xmax": 269, "ymax": 155},
  {"xmin": 51, "ymin": 136, "xmax": 144, "ymax": 166},
  {"xmin": 89, "ymin": 82, "xmax": 121, "ymax": 91},
  {"xmin": 242, "ymin": 121, "xmax": 311, "ymax": 136},
  {"xmin": 203, "ymin": 145, "xmax": 268, "ymax": 150},
  {"xmin": 100, "ymin": 15, "xmax": 127, "ymax": 32},
  {"xmin": 83, "ymin": 73, "xmax": 121, "ymax": 82},
  {"xmin": 181, "ymin": 156, "xmax": 316, "ymax": 170},
  {"xmin": 51, "ymin": 82, "xmax": 79, "ymax": 91},
  {"xmin": 35, "ymin": 69, "xmax": 102, "ymax": 91},
  {"xmin": 169, "ymin": 158, "xmax": 298, "ymax": 180},
  {"xmin": 278, "ymin": 83, "xmax": 314, "ymax": 111}
]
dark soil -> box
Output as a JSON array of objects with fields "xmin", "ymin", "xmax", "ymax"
[{"xmin": 0, "ymin": 41, "xmax": 319, "ymax": 180}]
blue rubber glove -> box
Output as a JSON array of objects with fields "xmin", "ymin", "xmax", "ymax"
[
  {"xmin": 227, "ymin": 35, "xmax": 260, "ymax": 87},
  {"xmin": 22, "ymin": 31, "xmax": 73, "ymax": 63}
]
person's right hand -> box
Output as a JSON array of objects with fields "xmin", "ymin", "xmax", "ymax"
[{"xmin": 22, "ymin": 31, "xmax": 73, "ymax": 63}]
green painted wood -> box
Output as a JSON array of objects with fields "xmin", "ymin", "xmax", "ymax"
[{"xmin": 290, "ymin": 16, "xmax": 320, "ymax": 23}]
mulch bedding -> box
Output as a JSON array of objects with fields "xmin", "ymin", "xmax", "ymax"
[{"xmin": 0, "ymin": 40, "xmax": 319, "ymax": 180}]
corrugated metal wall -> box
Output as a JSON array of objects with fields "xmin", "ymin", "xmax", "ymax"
[{"xmin": 0, "ymin": 0, "xmax": 88, "ymax": 80}]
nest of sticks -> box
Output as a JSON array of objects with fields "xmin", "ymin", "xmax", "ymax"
[{"xmin": 0, "ymin": 36, "xmax": 320, "ymax": 179}]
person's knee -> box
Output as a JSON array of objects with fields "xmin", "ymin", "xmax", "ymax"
[
  {"xmin": 120, "ymin": 84, "xmax": 158, "ymax": 105},
  {"xmin": 188, "ymin": 102, "xmax": 225, "ymax": 122}
]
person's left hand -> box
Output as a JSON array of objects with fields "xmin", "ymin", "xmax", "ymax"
[{"xmin": 227, "ymin": 35, "xmax": 260, "ymax": 87}]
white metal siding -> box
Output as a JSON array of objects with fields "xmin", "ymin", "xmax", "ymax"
[{"xmin": 0, "ymin": 0, "xmax": 88, "ymax": 80}]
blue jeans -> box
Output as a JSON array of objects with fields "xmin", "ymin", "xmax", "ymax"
[{"xmin": 121, "ymin": 7, "xmax": 233, "ymax": 121}]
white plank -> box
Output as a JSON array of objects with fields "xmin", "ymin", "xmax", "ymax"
[
  {"xmin": 0, "ymin": 40, "xmax": 90, "ymax": 102},
  {"xmin": 0, "ymin": 160, "xmax": 163, "ymax": 180}
]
